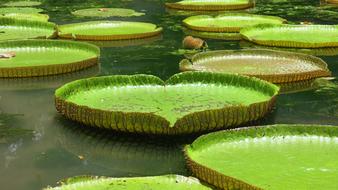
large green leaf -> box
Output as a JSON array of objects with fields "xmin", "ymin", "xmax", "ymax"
[
  {"xmin": 183, "ymin": 14, "xmax": 286, "ymax": 33},
  {"xmin": 72, "ymin": 8, "xmax": 145, "ymax": 17},
  {"xmin": 0, "ymin": 40, "xmax": 99, "ymax": 77},
  {"xmin": 240, "ymin": 24, "xmax": 338, "ymax": 48},
  {"xmin": 166, "ymin": 0, "xmax": 254, "ymax": 11},
  {"xmin": 0, "ymin": 17, "xmax": 55, "ymax": 41},
  {"xmin": 179, "ymin": 49, "xmax": 331, "ymax": 83},
  {"xmin": 55, "ymin": 72, "xmax": 279, "ymax": 135},
  {"xmin": 0, "ymin": 12, "xmax": 49, "ymax": 22},
  {"xmin": 0, "ymin": 7, "xmax": 43, "ymax": 14},
  {"xmin": 183, "ymin": 27, "xmax": 242, "ymax": 40},
  {"xmin": 45, "ymin": 175, "xmax": 212, "ymax": 190},
  {"xmin": 58, "ymin": 21, "xmax": 163, "ymax": 41},
  {"xmin": 185, "ymin": 124, "xmax": 338, "ymax": 190},
  {"xmin": 3, "ymin": 1, "xmax": 42, "ymax": 7}
]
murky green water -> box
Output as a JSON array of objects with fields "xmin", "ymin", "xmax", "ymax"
[{"xmin": 0, "ymin": 0, "xmax": 337, "ymax": 189}]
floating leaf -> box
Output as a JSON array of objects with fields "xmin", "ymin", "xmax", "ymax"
[
  {"xmin": 0, "ymin": 7, "xmax": 43, "ymax": 14},
  {"xmin": 55, "ymin": 72, "xmax": 279, "ymax": 135},
  {"xmin": 240, "ymin": 24, "xmax": 338, "ymax": 48},
  {"xmin": 72, "ymin": 8, "xmax": 145, "ymax": 17},
  {"xmin": 58, "ymin": 21, "xmax": 163, "ymax": 41},
  {"xmin": 0, "ymin": 13, "xmax": 49, "ymax": 22},
  {"xmin": 183, "ymin": 27, "xmax": 242, "ymax": 40},
  {"xmin": 0, "ymin": 40, "xmax": 99, "ymax": 78},
  {"xmin": 180, "ymin": 49, "xmax": 331, "ymax": 83},
  {"xmin": 3, "ymin": 1, "xmax": 42, "ymax": 7},
  {"xmin": 0, "ymin": 17, "xmax": 55, "ymax": 41},
  {"xmin": 185, "ymin": 124, "xmax": 338, "ymax": 190},
  {"xmin": 183, "ymin": 14, "xmax": 286, "ymax": 32},
  {"xmin": 166, "ymin": 0, "xmax": 254, "ymax": 11},
  {"xmin": 45, "ymin": 175, "xmax": 212, "ymax": 190}
]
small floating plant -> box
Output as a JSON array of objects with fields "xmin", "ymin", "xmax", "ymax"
[{"xmin": 55, "ymin": 72, "xmax": 279, "ymax": 135}]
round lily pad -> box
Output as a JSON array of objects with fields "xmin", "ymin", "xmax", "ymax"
[
  {"xmin": 3, "ymin": 1, "xmax": 42, "ymax": 7},
  {"xmin": 72, "ymin": 8, "xmax": 145, "ymax": 18},
  {"xmin": 183, "ymin": 14, "xmax": 286, "ymax": 33},
  {"xmin": 45, "ymin": 175, "xmax": 212, "ymax": 190},
  {"xmin": 185, "ymin": 124, "xmax": 338, "ymax": 190},
  {"xmin": 0, "ymin": 17, "xmax": 55, "ymax": 41},
  {"xmin": 0, "ymin": 13, "xmax": 49, "ymax": 22},
  {"xmin": 0, "ymin": 40, "xmax": 100, "ymax": 78},
  {"xmin": 183, "ymin": 27, "xmax": 242, "ymax": 40},
  {"xmin": 240, "ymin": 24, "xmax": 338, "ymax": 48},
  {"xmin": 55, "ymin": 72, "xmax": 279, "ymax": 135},
  {"xmin": 165, "ymin": 0, "xmax": 254, "ymax": 11},
  {"xmin": 85, "ymin": 35, "xmax": 162, "ymax": 48},
  {"xmin": 0, "ymin": 7, "xmax": 43, "ymax": 14},
  {"xmin": 58, "ymin": 21, "xmax": 163, "ymax": 41},
  {"xmin": 180, "ymin": 49, "xmax": 331, "ymax": 83}
]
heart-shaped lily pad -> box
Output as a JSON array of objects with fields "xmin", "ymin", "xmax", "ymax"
[
  {"xmin": 72, "ymin": 8, "xmax": 145, "ymax": 17},
  {"xmin": 180, "ymin": 49, "xmax": 331, "ymax": 83},
  {"xmin": 3, "ymin": 1, "xmax": 42, "ymax": 7},
  {"xmin": 240, "ymin": 24, "xmax": 338, "ymax": 48},
  {"xmin": 0, "ymin": 40, "xmax": 99, "ymax": 78},
  {"xmin": 45, "ymin": 175, "xmax": 212, "ymax": 190},
  {"xmin": 185, "ymin": 124, "xmax": 338, "ymax": 190},
  {"xmin": 165, "ymin": 0, "xmax": 254, "ymax": 11},
  {"xmin": 0, "ymin": 17, "xmax": 55, "ymax": 41},
  {"xmin": 58, "ymin": 21, "xmax": 163, "ymax": 41},
  {"xmin": 183, "ymin": 14, "xmax": 286, "ymax": 33},
  {"xmin": 183, "ymin": 27, "xmax": 242, "ymax": 40},
  {"xmin": 55, "ymin": 72, "xmax": 279, "ymax": 135},
  {"xmin": 0, "ymin": 13, "xmax": 49, "ymax": 22},
  {"xmin": 0, "ymin": 7, "xmax": 43, "ymax": 14}
]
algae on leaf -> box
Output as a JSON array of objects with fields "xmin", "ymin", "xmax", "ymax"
[
  {"xmin": 185, "ymin": 124, "xmax": 338, "ymax": 190},
  {"xmin": 72, "ymin": 8, "xmax": 145, "ymax": 17},
  {"xmin": 55, "ymin": 72, "xmax": 279, "ymax": 135},
  {"xmin": 45, "ymin": 175, "xmax": 212, "ymax": 190}
]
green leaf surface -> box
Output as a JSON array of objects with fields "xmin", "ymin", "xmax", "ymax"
[
  {"xmin": 183, "ymin": 14, "xmax": 286, "ymax": 32},
  {"xmin": 0, "ymin": 7, "xmax": 43, "ymax": 14},
  {"xmin": 186, "ymin": 124, "xmax": 338, "ymax": 190},
  {"xmin": 0, "ymin": 13, "xmax": 49, "ymax": 22},
  {"xmin": 240, "ymin": 24, "xmax": 338, "ymax": 48},
  {"xmin": 166, "ymin": 0, "xmax": 253, "ymax": 11},
  {"xmin": 3, "ymin": 1, "xmax": 42, "ymax": 7},
  {"xmin": 55, "ymin": 72, "xmax": 278, "ymax": 134},
  {"xmin": 180, "ymin": 49, "xmax": 331, "ymax": 83},
  {"xmin": 72, "ymin": 8, "xmax": 145, "ymax": 17},
  {"xmin": 176, "ymin": 0, "xmax": 250, "ymax": 5},
  {"xmin": 58, "ymin": 21, "xmax": 162, "ymax": 41},
  {"xmin": 183, "ymin": 27, "xmax": 242, "ymax": 40},
  {"xmin": 0, "ymin": 17, "xmax": 55, "ymax": 41},
  {"xmin": 45, "ymin": 175, "xmax": 212, "ymax": 190},
  {"xmin": 0, "ymin": 40, "xmax": 99, "ymax": 77}
]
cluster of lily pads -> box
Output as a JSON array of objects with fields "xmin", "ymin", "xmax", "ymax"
[{"xmin": 0, "ymin": 0, "xmax": 338, "ymax": 190}]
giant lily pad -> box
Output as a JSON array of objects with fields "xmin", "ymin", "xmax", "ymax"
[
  {"xmin": 0, "ymin": 13, "xmax": 49, "ymax": 22},
  {"xmin": 240, "ymin": 24, "xmax": 338, "ymax": 48},
  {"xmin": 72, "ymin": 8, "xmax": 145, "ymax": 17},
  {"xmin": 183, "ymin": 27, "xmax": 242, "ymax": 40},
  {"xmin": 0, "ymin": 7, "xmax": 43, "ymax": 14},
  {"xmin": 3, "ymin": 1, "xmax": 42, "ymax": 7},
  {"xmin": 185, "ymin": 124, "xmax": 338, "ymax": 190},
  {"xmin": 55, "ymin": 72, "xmax": 279, "ymax": 135},
  {"xmin": 180, "ymin": 49, "xmax": 331, "ymax": 83},
  {"xmin": 183, "ymin": 14, "xmax": 286, "ymax": 33},
  {"xmin": 58, "ymin": 21, "xmax": 163, "ymax": 41},
  {"xmin": 0, "ymin": 40, "xmax": 99, "ymax": 78},
  {"xmin": 45, "ymin": 175, "xmax": 212, "ymax": 190},
  {"xmin": 165, "ymin": 0, "xmax": 254, "ymax": 11},
  {"xmin": 0, "ymin": 17, "xmax": 55, "ymax": 41}
]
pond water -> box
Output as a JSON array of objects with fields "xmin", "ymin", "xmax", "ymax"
[{"xmin": 0, "ymin": 0, "xmax": 337, "ymax": 189}]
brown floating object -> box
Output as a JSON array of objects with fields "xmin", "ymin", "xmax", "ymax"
[
  {"xmin": 0, "ymin": 51, "xmax": 16, "ymax": 58},
  {"xmin": 182, "ymin": 36, "xmax": 206, "ymax": 49}
]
